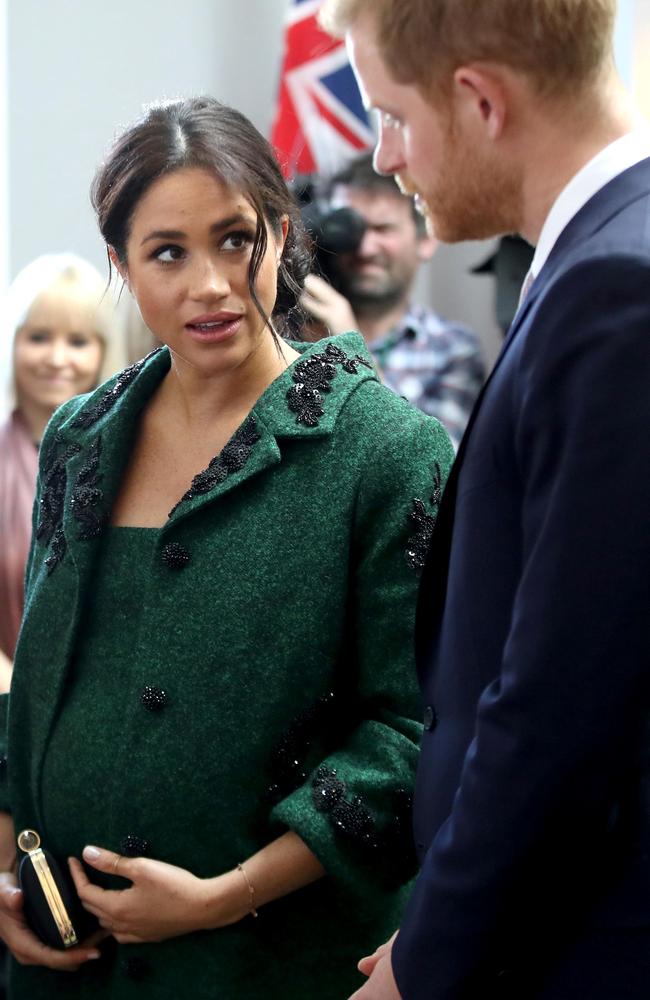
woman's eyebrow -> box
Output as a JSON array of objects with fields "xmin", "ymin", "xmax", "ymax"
[{"xmin": 140, "ymin": 213, "xmax": 254, "ymax": 247}]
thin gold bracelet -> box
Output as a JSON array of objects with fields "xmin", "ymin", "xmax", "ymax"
[{"xmin": 236, "ymin": 862, "xmax": 258, "ymax": 918}]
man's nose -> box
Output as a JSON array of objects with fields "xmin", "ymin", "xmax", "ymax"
[
  {"xmin": 373, "ymin": 122, "xmax": 405, "ymax": 177},
  {"xmin": 357, "ymin": 228, "xmax": 382, "ymax": 258}
]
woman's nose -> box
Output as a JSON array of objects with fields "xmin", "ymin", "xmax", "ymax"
[
  {"xmin": 189, "ymin": 258, "xmax": 231, "ymax": 300},
  {"xmin": 44, "ymin": 337, "xmax": 69, "ymax": 367}
]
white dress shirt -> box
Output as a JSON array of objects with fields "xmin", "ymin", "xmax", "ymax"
[{"xmin": 520, "ymin": 129, "xmax": 650, "ymax": 302}]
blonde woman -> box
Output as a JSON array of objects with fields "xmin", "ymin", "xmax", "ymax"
[{"xmin": 0, "ymin": 254, "xmax": 121, "ymax": 684}]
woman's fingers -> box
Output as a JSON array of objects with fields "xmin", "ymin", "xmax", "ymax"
[
  {"xmin": 68, "ymin": 852, "xmax": 133, "ymax": 915},
  {"xmin": 0, "ymin": 876, "xmax": 23, "ymax": 913},
  {"xmin": 2, "ymin": 911, "xmax": 101, "ymax": 970},
  {"xmin": 81, "ymin": 846, "xmax": 135, "ymax": 881}
]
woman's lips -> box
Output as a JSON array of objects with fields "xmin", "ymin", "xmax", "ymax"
[{"xmin": 184, "ymin": 315, "xmax": 243, "ymax": 343}]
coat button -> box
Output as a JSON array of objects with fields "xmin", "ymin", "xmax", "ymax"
[
  {"xmin": 123, "ymin": 955, "xmax": 151, "ymax": 981},
  {"xmin": 423, "ymin": 705, "xmax": 437, "ymax": 731},
  {"xmin": 121, "ymin": 834, "xmax": 150, "ymax": 857},
  {"xmin": 162, "ymin": 541, "xmax": 190, "ymax": 570},
  {"xmin": 141, "ymin": 685, "xmax": 168, "ymax": 711}
]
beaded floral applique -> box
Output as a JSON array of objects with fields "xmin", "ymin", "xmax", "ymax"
[
  {"xmin": 36, "ymin": 433, "xmax": 108, "ymax": 574},
  {"xmin": 36, "ymin": 435, "xmax": 82, "ymax": 574},
  {"xmin": 312, "ymin": 766, "xmax": 417, "ymax": 885},
  {"xmin": 71, "ymin": 349, "xmax": 161, "ymax": 430},
  {"xmin": 286, "ymin": 343, "xmax": 374, "ymax": 428},
  {"xmin": 70, "ymin": 437, "xmax": 106, "ymax": 540},
  {"xmin": 169, "ymin": 416, "xmax": 261, "ymax": 518},
  {"xmin": 266, "ymin": 692, "xmax": 340, "ymax": 805},
  {"xmin": 405, "ymin": 462, "xmax": 443, "ymax": 575}
]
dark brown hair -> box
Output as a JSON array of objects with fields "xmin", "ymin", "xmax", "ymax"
[{"xmin": 91, "ymin": 96, "xmax": 312, "ymax": 338}]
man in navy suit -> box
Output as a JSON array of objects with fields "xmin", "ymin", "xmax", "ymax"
[{"xmin": 320, "ymin": 1, "xmax": 650, "ymax": 997}]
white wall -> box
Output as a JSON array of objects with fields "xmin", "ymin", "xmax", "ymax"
[{"xmin": 7, "ymin": 0, "xmax": 287, "ymax": 277}]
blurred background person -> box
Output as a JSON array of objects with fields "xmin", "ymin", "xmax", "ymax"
[
  {"xmin": 0, "ymin": 254, "xmax": 121, "ymax": 687},
  {"xmin": 299, "ymin": 153, "xmax": 485, "ymax": 448}
]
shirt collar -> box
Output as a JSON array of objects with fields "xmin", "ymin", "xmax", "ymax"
[{"xmin": 529, "ymin": 128, "xmax": 650, "ymax": 282}]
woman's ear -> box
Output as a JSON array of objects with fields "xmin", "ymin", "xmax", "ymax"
[
  {"xmin": 108, "ymin": 246, "xmax": 129, "ymax": 286},
  {"xmin": 277, "ymin": 216, "xmax": 290, "ymax": 263}
]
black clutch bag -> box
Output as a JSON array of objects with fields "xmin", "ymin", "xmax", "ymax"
[{"xmin": 17, "ymin": 829, "xmax": 96, "ymax": 949}]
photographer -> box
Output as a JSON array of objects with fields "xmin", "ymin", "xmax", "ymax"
[{"xmin": 300, "ymin": 153, "xmax": 484, "ymax": 448}]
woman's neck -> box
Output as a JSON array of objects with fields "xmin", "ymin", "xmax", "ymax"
[{"xmin": 160, "ymin": 333, "xmax": 300, "ymax": 431}]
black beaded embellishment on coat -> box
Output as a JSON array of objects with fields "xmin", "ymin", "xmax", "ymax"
[
  {"xmin": 405, "ymin": 462, "xmax": 443, "ymax": 575},
  {"xmin": 36, "ymin": 435, "xmax": 82, "ymax": 574},
  {"xmin": 70, "ymin": 350, "xmax": 160, "ymax": 430},
  {"xmin": 121, "ymin": 834, "xmax": 150, "ymax": 857},
  {"xmin": 162, "ymin": 542, "xmax": 190, "ymax": 569},
  {"xmin": 141, "ymin": 685, "xmax": 168, "ymax": 711},
  {"xmin": 266, "ymin": 692, "xmax": 339, "ymax": 804},
  {"xmin": 286, "ymin": 343, "xmax": 373, "ymax": 427},
  {"xmin": 70, "ymin": 437, "xmax": 106, "ymax": 540},
  {"xmin": 312, "ymin": 767, "xmax": 418, "ymax": 886},
  {"xmin": 169, "ymin": 417, "xmax": 261, "ymax": 517}
]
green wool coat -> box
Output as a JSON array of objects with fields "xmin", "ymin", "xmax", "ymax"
[{"xmin": 0, "ymin": 333, "xmax": 453, "ymax": 999}]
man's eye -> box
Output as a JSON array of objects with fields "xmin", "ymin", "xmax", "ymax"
[{"xmin": 379, "ymin": 111, "xmax": 402, "ymax": 130}]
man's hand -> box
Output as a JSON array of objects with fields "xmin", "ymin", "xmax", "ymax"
[
  {"xmin": 300, "ymin": 273, "xmax": 358, "ymax": 335},
  {"xmin": 349, "ymin": 932, "xmax": 402, "ymax": 999}
]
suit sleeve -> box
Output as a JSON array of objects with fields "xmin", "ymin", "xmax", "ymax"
[
  {"xmin": 393, "ymin": 255, "xmax": 650, "ymax": 997},
  {"xmin": 271, "ymin": 403, "xmax": 454, "ymax": 898}
]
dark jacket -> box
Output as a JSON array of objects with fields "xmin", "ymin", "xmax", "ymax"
[
  {"xmin": 393, "ymin": 159, "xmax": 650, "ymax": 999},
  {"xmin": 0, "ymin": 332, "xmax": 453, "ymax": 999}
]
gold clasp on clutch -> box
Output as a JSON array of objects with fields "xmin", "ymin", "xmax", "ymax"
[{"xmin": 17, "ymin": 829, "xmax": 78, "ymax": 948}]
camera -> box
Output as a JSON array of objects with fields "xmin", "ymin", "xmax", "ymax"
[{"xmin": 292, "ymin": 175, "xmax": 367, "ymax": 292}]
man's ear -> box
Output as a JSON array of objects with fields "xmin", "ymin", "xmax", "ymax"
[
  {"xmin": 417, "ymin": 233, "xmax": 438, "ymax": 263},
  {"xmin": 108, "ymin": 246, "xmax": 129, "ymax": 285},
  {"xmin": 452, "ymin": 64, "xmax": 508, "ymax": 141}
]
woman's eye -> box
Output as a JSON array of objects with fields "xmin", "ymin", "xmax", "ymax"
[
  {"xmin": 68, "ymin": 335, "xmax": 92, "ymax": 348},
  {"xmin": 153, "ymin": 245, "xmax": 184, "ymax": 263},
  {"xmin": 222, "ymin": 231, "xmax": 253, "ymax": 251},
  {"xmin": 26, "ymin": 329, "xmax": 50, "ymax": 344}
]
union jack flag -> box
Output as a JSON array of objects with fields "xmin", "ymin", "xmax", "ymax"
[{"xmin": 271, "ymin": 0, "xmax": 374, "ymax": 178}]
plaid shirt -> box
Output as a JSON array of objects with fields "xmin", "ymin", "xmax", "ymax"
[{"xmin": 369, "ymin": 304, "xmax": 485, "ymax": 450}]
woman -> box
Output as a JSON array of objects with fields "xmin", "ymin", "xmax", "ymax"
[
  {"xmin": 0, "ymin": 98, "xmax": 454, "ymax": 999},
  {"xmin": 0, "ymin": 254, "xmax": 121, "ymax": 685}
]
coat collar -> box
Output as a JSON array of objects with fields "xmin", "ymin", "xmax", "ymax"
[{"xmin": 41, "ymin": 332, "xmax": 377, "ymax": 548}]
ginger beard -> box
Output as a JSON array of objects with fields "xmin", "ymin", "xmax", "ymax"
[{"xmin": 397, "ymin": 105, "xmax": 524, "ymax": 244}]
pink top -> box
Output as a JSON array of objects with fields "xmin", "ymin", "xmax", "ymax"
[{"xmin": 0, "ymin": 411, "xmax": 38, "ymax": 659}]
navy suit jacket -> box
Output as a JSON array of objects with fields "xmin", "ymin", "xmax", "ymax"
[{"xmin": 393, "ymin": 158, "xmax": 650, "ymax": 999}]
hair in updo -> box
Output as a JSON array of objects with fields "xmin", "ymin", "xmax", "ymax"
[{"xmin": 91, "ymin": 96, "xmax": 312, "ymax": 339}]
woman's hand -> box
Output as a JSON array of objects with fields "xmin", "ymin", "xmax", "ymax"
[
  {"xmin": 0, "ymin": 872, "xmax": 103, "ymax": 970},
  {"xmin": 69, "ymin": 847, "xmax": 249, "ymax": 945}
]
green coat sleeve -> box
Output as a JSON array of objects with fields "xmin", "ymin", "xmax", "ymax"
[{"xmin": 271, "ymin": 406, "xmax": 454, "ymax": 898}]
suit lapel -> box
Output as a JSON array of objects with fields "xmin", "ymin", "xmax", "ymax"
[{"xmin": 415, "ymin": 157, "xmax": 650, "ymax": 664}]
